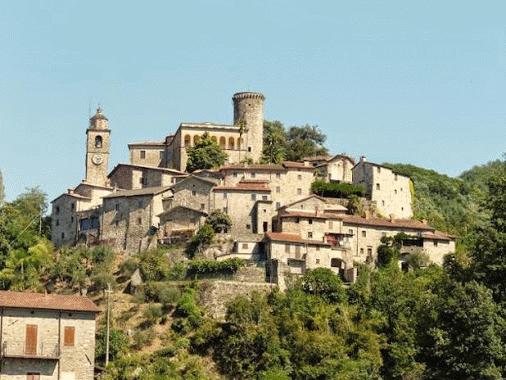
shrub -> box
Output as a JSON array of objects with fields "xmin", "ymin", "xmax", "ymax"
[
  {"xmin": 132, "ymin": 327, "xmax": 156, "ymax": 349},
  {"xmin": 206, "ymin": 209, "xmax": 232, "ymax": 233},
  {"xmin": 143, "ymin": 304, "xmax": 163, "ymax": 325},
  {"xmin": 186, "ymin": 258, "xmax": 244, "ymax": 279},
  {"xmin": 96, "ymin": 327, "xmax": 130, "ymax": 363},
  {"xmin": 185, "ymin": 224, "xmax": 215, "ymax": 258},
  {"xmin": 167, "ymin": 262, "xmax": 187, "ymax": 281},
  {"xmin": 311, "ymin": 180, "xmax": 365, "ymax": 198},
  {"xmin": 158, "ymin": 286, "xmax": 182, "ymax": 307},
  {"xmin": 138, "ymin": 250, "xmax": 170, "ymax": 281},
  {"xmin": 300, "ymin": 267, "xmax": 347, "ymax": 303}
]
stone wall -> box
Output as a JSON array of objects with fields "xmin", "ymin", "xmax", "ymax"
[
  {"xmin": 198, "ymin": 280, "xmax": 274, "ymax": 320},
  {"xmin": 1, "ymin": 309, "xmax": 96, "ymax": 380}
]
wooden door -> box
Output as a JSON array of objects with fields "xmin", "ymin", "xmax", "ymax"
[
  {"xmin": 25, "ymin": 324, "xmax": 37, "ymax": 355},
  {"xmin": 26, "ymin": 373, "xmax": 40, "ymax": 380}
]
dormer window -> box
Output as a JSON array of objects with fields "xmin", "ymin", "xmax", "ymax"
[{"xmin": 95, "ymin": 136, "xmax": 103, "ymax": 148}]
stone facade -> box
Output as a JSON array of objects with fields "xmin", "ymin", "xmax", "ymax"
[
  {"xmin": 128, "ymin": 141, "xmax": 168, "ymax": 168},
  {"xmin": 0, "ymin": 292, "xmax": 99, "ymax": 380},
  {"xmin": 108, "ymin": 163, "xmax": 185, "ymax": 191},
  {"xmin": 352, "ymin": 157, "xmax": 413, "ymax": 219},
  {"xmin": 314, "ymin": 154, "xmax": 355, "ymax": 183},
  {"xmin": 85, "ymin": 107, "xmax": 110, "ymax": 188}
]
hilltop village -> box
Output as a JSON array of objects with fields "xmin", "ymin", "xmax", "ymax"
[{"xmin": 51, "ymin": 92, "xmax": 455, "ymax": 284}]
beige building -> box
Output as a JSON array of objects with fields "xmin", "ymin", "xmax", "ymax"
[
  {"xmin": 128, "ymin": 92, "xmax": 266, "ymax": 172},
  {"xmin": 108, "ymin": 163, "xmax": 185, "ymax": 191},
  {"xmin": 0, "ymin": 291, "xmax": 100, "ymax": 380},
  {"xmin": 302, "ymin": 154, "xmax": 355, "ymax": 183},
  {"xmin": 352, "ymin": 157, "xmax": 413, "ymax": 219}
]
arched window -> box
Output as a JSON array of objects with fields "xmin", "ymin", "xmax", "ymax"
[
  {"xmin": 229, "ymin": 137, "xmax": 235, "ymax": 150},
  {"xmin": 219, "ymin": 137, "xmax": 226, "ymax": 149},
  {"xmin": 184, "ymin": 135, "xmax": 191, "ymax": 147},
  {"xmin": 95, "ymin": 135, "xmax": 103, "ymax": 148},
  {"xmin": 193, "ymin": 135, "xmax": 200, "ymax": 144},
  {"xmin": 211, "ymin": 136, "xmax": 218, "ymax": 143}
]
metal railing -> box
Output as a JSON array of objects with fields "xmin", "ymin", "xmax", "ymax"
[{"xmin": 1, "ymin": 341, "xmax": 60, "ymax": 359}]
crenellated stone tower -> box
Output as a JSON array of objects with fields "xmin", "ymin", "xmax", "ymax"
[
  {"xmin": 232, "ymin": 92, "xmax": 265, "ymax": 163},
  {"xmin": 85, "ymin": 106, "xmax": 110, "ymax": 187}
]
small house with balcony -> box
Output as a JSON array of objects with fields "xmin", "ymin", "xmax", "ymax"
[{"xmin": 0, "ymin": 291, "xmax": 100, "ymax": 380}]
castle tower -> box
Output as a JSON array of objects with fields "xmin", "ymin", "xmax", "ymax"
[
  {"xmin": 85, "ymin": 106, "xmax": 110, "ymax": 187},
  {"xmin": 232, "ymin": 92, "xmax": 265, "ymax": 163}
]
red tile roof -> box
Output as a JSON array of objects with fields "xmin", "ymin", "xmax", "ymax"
[
  {"xmin": 282, "ymin": 161, "xmax": 314, "ymax": 169},
  {"xmin": 265, "ymin": 232, "xmax": 329, "ymax": 246},
  {"xmin": 214, "ymin": 181, "xmax": 271, "ymax": 192},
  {"xmin": 280, "ymin": 211, "xmax": 340, "ymax": 220},
  {"xmin": 340, "ymin": 215, "xmax": 435, "ymax": 231},
  {"xmin": 0, "ymin": 291, "xmax": 101, "ymax": 313},
  {"xmin": 128, "ymin": 141, "xmax": 166, "ymax": 146},
  {"xmin": 421, "ymin": 230, "xmax": 456, "ymax": 241},
  {"xmin": 220, "ymin": 163, "xmax": 284, "ymax": 171}
]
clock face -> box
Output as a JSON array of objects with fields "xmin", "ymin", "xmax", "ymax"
[{"xmin": 92, "ymin": 154, "xmax": 103, "ymax": 165}]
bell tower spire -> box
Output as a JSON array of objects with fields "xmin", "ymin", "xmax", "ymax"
[{"xmin": 85, "ymin": 106, "xmax": 111, "ymax": 186}]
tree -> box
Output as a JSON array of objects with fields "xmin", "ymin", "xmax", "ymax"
[
  {"xmin": 261, "ymin": 121, "xmax": 286, "ymax": 164},
  {"xmin": 205, "ymin": 209, "xmax": 232, "ymax": 233},
  {"xmin": 185, "ymin": 132, "xmax": 228, "ymax": 173},
  {"xmin": 299, "ymin": 267, "xmax": 347, "ymax": 303},
  {"xmin": 285, "ymin": 125, "xmax": 328, "ymax": 161},
  {"xmin": 0, "ymin": 170, "xmax": 4, "ymax": 206}
]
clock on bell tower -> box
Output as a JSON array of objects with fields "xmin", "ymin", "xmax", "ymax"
[{"xmin": 85, "ymin": 106, "xmax": 111, "ymax": 187}]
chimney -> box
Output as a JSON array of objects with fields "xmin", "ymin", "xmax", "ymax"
[
  {"xmin": 68, "ymin": 187, "xmax": 75, "ymax": 195},
  {"xmin": 304, "ymin": 161, "xmax": 310, "ymax": 167},
  {"xmin": 364, "ymin": 209, "xmax": 371, "ymax": 219},
  {"xmin": 389, "ymin": 214, "xmax": 395, "ymax": 223},
  {"xmin": 360, "ymin": 156, "xmax": 367, "ymax": 163}
]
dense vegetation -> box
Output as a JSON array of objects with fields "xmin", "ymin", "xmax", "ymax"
[
  {"xmin": 262, "ymin": 121, "xmax": 328, "ymax": 163},
  {"xmin": 311, "ymin": 180, "xmax": 365, "ymax": 199},
  {"xmin": 186, "ymin": 132, "xmax": 228, "ymax": 173}
]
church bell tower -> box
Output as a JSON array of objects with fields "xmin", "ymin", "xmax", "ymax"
[{"xmin": 85, "ymin": 106, "xmax": 110, "ymax": 187}]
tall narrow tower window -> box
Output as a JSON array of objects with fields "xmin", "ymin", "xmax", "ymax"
[{"xmin": 95, "ymin": 136, "xmax": 103, "ymax": 148}]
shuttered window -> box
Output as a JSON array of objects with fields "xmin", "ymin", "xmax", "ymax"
[
  {"xmin": 25, "ymin": 325, "xmax": 37, "ymax": 355},
  {"xmin": 64, "ymin": 326, "xmax": 75, "ymax": 347}
]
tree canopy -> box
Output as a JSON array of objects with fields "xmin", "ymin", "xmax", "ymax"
[{"xmin": 186, "ymin": 132, "xmax": 228, "ymax": 173}]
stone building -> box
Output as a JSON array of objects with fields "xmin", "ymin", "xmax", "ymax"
[
  {"xmin": 313, "ymin": 154, "xmax": 355, "ymax": 183},
  {"xmin": 108, "ymin": 163, "xmax": 185, "ymax": 190},
  {"xmin": 0, "ymin": 291, "xmax": 100, "ymax": 380},
  {"xmin": 352, "ymin": 157, "xmax": 413, "ymax": 219},
  {"xmin": 128, "ymin": 92, "xmax": 266, "ymax": 172}
]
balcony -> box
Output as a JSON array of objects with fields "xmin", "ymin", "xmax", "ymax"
[{"xmin": 1, "ymin": 341, "xmax": 60, "ymax": 360}]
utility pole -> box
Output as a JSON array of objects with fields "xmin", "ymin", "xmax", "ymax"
[{"xmin": 105, "ymin": 283, "xmax": 112, "ymax": 366}]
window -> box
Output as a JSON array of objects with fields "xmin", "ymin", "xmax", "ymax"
[
  {"xmin": 223, "ymin": 192, "xmax": 227, "ymax": 199},
  {"xmin": 27, "ymin": 373, "xmax": 40, "ymax": 380},
  {"xmin": 233, "ymin": 172, "xmax": 237, "ymax": 177},
  {"xmin": 138, "ymin": 200, "xmax": 143, "ymax": 207},
  {"xmin": 140, "ymin": 150, "xmax": 146, "ymax": 159},
  {"xmin": 71, "ymin": 203, "xmax": 75, "ymax": 211},
  {"xmin": 223, "ymin": 207, "xmax": 228, "ymax": 213},
  {"xmin": 61, "ymin": 232, "xmax": 65, "ymax": 239},
  {"xmin": 276, "ymin": 186, "xmax": 280, "ymax": 193},
  {"xmin": 401, "ymin": 207, "xmax": 404, "ymax": 211},
  {"xmin": 248, "ymin": 146, "xmax": 252, "ymax": 152},
  {"xmin": 251, "ymin": 173, "xmax": 256, "ymax": 178},
  {"xmin": 201, "ymin": 203, "xmax": 205, "ymax": 210},
  {"xmin": 137, "ymin": 217, "xmax": 142, "ymax": 225},
  {"xmin": 295, "ymin": 217, "xmax": 300, "ymax": 224},
  {"xmin": 367, "ymin": 247, "xmax": 372, "ymax": 257},
  {"xmin": 56, "ymin": 219, "xmax": 59, "ymax": 226},
  {"xmin": 246, "ymin": 224, "xmax": 251, "ymax": 230},
  {"xmin": 308, "ymin": 232, "xmax": 313, "ymax": 239},
  {"xmin": 295, "ymin": 245, "xmax": 301, "ymax": 258},
  {"xmin": 251, "ymin": 194, "xmax": 256, "ymax": 201},
  {"xmin": 71, "ymin": 216, "xmax": 74, "ymax": 223},
  {"xmin": 184, "ymin": 135, "xmax": 191, "ymax": 147},
  {"xmin": 360, "ymin": 248, "xmax": 364, "ymax": 255},
  {"xmin": 349, "ymin": 229, "xmax": 353, "ymax": 235},
  {"xmin": 115, "ymin": 220, "xmax": 119, "ymax": 226},
  {"xmin": 316, "ymin": 245, "xmax": 320, "ymax": 251},
  {"xmin": 276, "ymin": 202, "xmax": 281, "ymax": 209},
  {"xmin": 400, "ymin": 188, "xmax": 403, "ymax": 192},
  {"xmin": 308, "ymin": 219, "xmax": 313, "ymax": 224},
  {"xmin": 298, "ymin": 174, "xmax": 302, "ymax": 180},
  {"xmin": 434, "ymin": 241, "xmax": 438, "ymax": 247},
  {"xmin": 115, "ymin": 204, "xmax": 119, "ymax": 211},
  {"xmin": 297, "ymin": 188, "xmax": 302, "ymax": 195},
  {"xmin": 394, "ymin": 174, "xmax": 398, "ymax": 180},
  {"xmin": 276, "ymin": 173, "xmax": 281, "ymax": 179},
  {"xmin": 95, "ymin": 135, "xmax": 103, "ymax": 148},
  {"xmin": 25, "ymin": 324, "xmax": 37, "ymax": 355},
  {"xmin": 64, "ymin": 326, "xmax": 75, "ymax": 347},
  {"xmin": 376, "ymin": 183, "xmax": 380, "ymax": 190},
  {"xmin": 362, "ymin": 230, "xmax": 366, "ymax": 237},
  {"xmin": 285, "ymin": 244, "xmax": 290, "ymax": 253},
  {"xmin": 55, "ymin": 206, "xmax": 60, "ymax": 214},
  {"xmin": 395, "ymin": 189, "xmax": 398, "ymax": 194},
  {"xmin": 316, "ymin": 259, "xmax": 320, "ymax": 264},
  {"xmin": 377, "ymin": 167, "xmax": 381, "ymax": 173},
  {"xmin": 242, "ymin": 243, "xmax": 249, "ymax": 249},
  {"xmin": 262, "ymin": 195, "xmax": 268, "ymax": 201},
  {"xmin": 382, "ymin": 200, "xmax": 385, "ymax": 206},
  {"xmin": 192, "ymin": 190, "xmax": 196, "ymax": 196}
]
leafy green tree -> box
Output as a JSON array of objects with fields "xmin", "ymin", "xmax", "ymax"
[
  {"xmin": 299, "ymin": 268, "xmax": 347, "ymax": 303},
  {"xmin": 416, "ymin": 281, "xmax": 506, "ymax": 379},
  {"xmin": 285, "ymin": 125, "xmax": 328, "ymax": 161},
  {"xmin": 185, "ymin": 132, "xmax": 228, "ymax": 173},
  {"xmin": 96, "ymin": 327, "xmax": 130, "ymax": 364},
  {"xmin": 205, "ymin": 209, "xmax": 232, "ymax": 233},
  {"xmin": 261, "ymin": 120, "xmax": 286, "ymax": 164},
  {"xmin": 311, "ymin": 180, "xmax": 365, "ymax": 198},
  {"xmin": 185, "ymin": 224, "xmax": 215, "ymax": 258}
]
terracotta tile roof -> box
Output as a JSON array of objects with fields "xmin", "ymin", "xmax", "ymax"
[
  {"xmin": 0, "ymin": 291, "xmax": 100, "ymax": 313},
  {"xmin": 128, "ymin": 141, "xmax": 166, "ymax": 146},
  {"xmin": 280, "ymin": 211, "xmax": 342, "ymax": 220},
  {"xmin": 341, "ymin": 215, "xmax": 435, "ymax": 231},
  {"xmin": 265, "ymin": 232, "xmax": 329, "ymax": 246},
  {"xmin": 103, "ymin": 186, "xmax": 172, "ymax": 198},
  {"xmin": 51, "ymin": 192, "xmax": 92, "ymax": 203},
  {"xmin": 108, "ymin": 163, "xmax": 185, "ymax": 178},
  {"xmin": 282, "ymin": 161, "xmax": 314, "ymax": 169},
  {"xmin": 300, "ymin": 155, "xmax": 333, "ymax": 162},
  {"xmin": 220, "ymin": 163, "xmax": 284, "ymax": 171},
  {"xmin": 421, "ymin": 230, "xmax": 456, "ymax": 241}
]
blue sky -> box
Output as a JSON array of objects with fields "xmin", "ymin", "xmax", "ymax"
[{"xmin": 1, "ymin": 0, "xmax": 505, "ymax": 203}]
